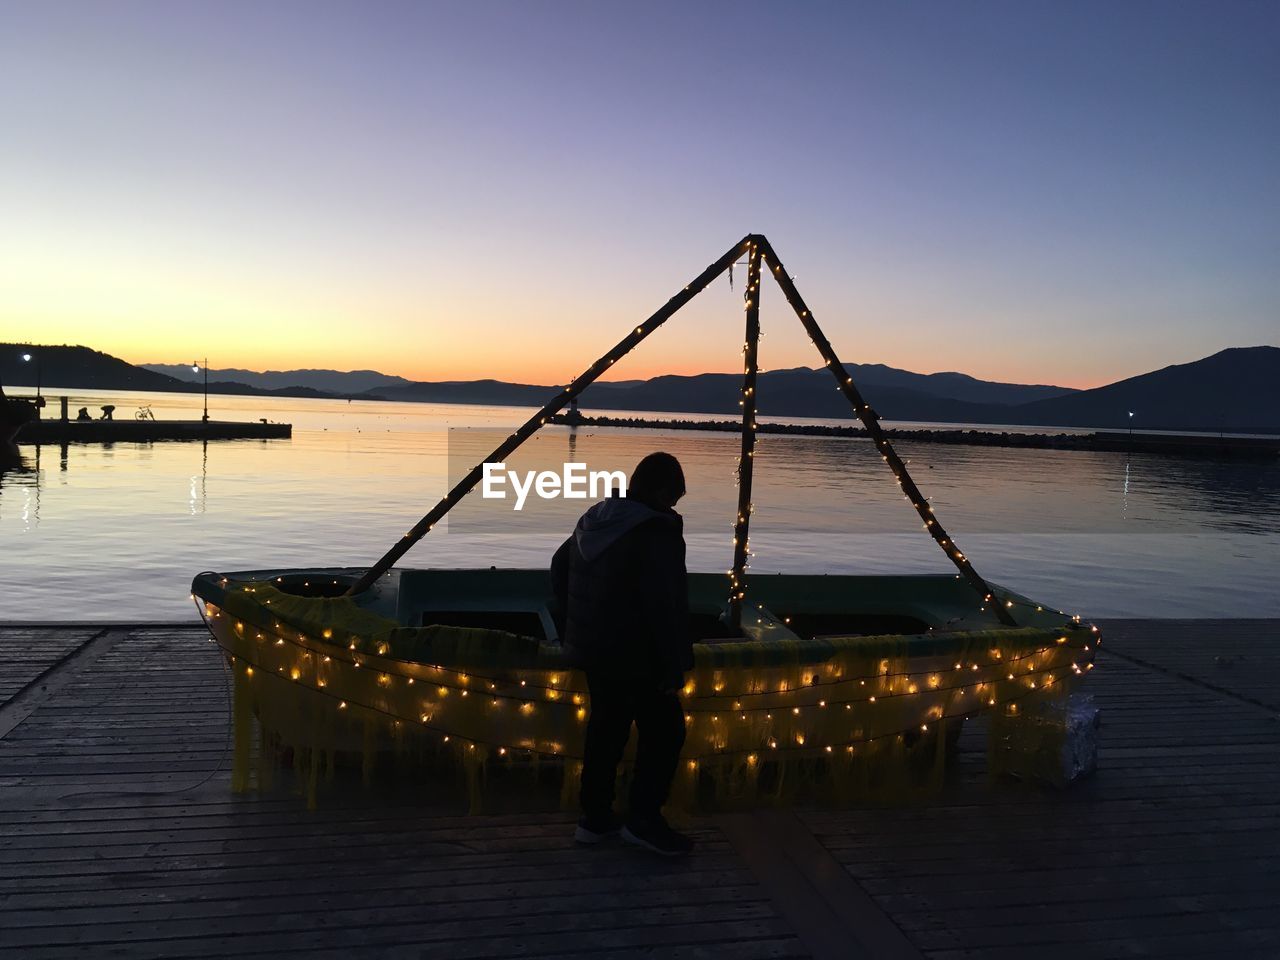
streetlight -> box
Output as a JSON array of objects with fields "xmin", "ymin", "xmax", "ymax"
[
  {"xmin": 20, "ymin": 351, "xmax": 43, "ymax": 417},
  {"xmin": 192, "ymin": 359, "xmax": 209, "ymax": 423}
]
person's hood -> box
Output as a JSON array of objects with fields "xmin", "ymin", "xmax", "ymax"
[{"xmin": 573, "ymin": 497, "xmax": 677, "ymax": 562}]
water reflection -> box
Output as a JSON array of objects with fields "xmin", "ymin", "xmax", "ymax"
[
  {"xmin": 0, "ymin": 447, "xmax": 33, "ymax": 523},
  {"xmin": 190, "ymin": 439, "xmax": 208, "ymax": 516},
  {"xmin": 32, "ymin": 445, "xmax": 41, "ymax": 526},
  {"xmin": 1123, "ymin": 458, "xmax": 1130, "ymax": 522},
  {"xmin": 446, "ymin": 427, "xmax": 1280, "ymax": 537},
  {"xmin": 0, "ymin": 457, "xmax": 36, "ymax": 529},
  {"xmin": 0, "ymin": 389, "xmax": 1277, "ymax": 620}
]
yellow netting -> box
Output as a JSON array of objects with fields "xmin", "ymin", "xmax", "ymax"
[{"xmin": 204, "ymin": 583, "xmax": 1096, "ymax": 811}]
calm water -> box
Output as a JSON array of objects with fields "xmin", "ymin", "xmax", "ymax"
[{"xmin": 3, "ymin": 388, "xmax": 1278, "ymax": 621}]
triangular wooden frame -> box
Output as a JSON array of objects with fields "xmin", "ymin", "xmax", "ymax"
[{"xmin": 348, "ymin": 234, "xmax": 1016, "ymax": 628}]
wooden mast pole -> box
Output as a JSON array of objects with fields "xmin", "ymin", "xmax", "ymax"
[
  {"xmin": 756, "ymin": 238, "xmax": 1018, "ymax": 626},
  {"xmin": 728, "ymin": 237, "xmax": 764, "ymax": 630},
  {"xmin": 346, "ymin": 235, "xmax": 753, "ymax": 596}
]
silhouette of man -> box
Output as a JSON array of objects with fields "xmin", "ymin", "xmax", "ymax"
[{"xmin": 551, "ymin": 452, "xmax": 694, "ymax": 856}]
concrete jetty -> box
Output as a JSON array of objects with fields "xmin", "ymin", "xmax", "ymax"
[{"xmin": 17, "ymin": 419, "xmax": 291, "ymax": 444}]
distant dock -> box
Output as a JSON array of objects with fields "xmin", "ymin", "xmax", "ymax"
[
  {"xmin": 16, "ymin": 418, "xmax": 291, "ymax": 444},
  {"xmin": 552, "ymin": 413, "xmax": 1280, "ymax": 457}
]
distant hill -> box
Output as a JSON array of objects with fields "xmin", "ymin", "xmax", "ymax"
[
  {"xmin": 8, "ymin": 342, "xmax": 1278, "ymax": 433},
  {"xmin": 143, "ymin": 364, "xmax": 410, "ymax": 394},
  {"xmin": 352, "ymin": 349, "xmax": 1280, "ymax": 433},
  {"xmin": 2, "ymin": 344, "xmax": 188, "ymax": 392},
  {"xmin": 372, "ymin": 378, "xmax": 556, "ymax": 406},
  {"xmin": 371, "ymin": 364, "xmax": 1073, "ymax": 421},
  {"xmin": 838, "ymin": 363, "xmax": 1073, "ymax": 405},
  {"xmin": 2, "ymin": 345, "xmax": 345, "ymax": 400},
  {"xmin": 136, "ymin": 354, "xmax": 1075, "ymax": 416},
  {"xmin": 558, "ymin": 368, "xmax": 1022, "ymax": 421},
  {"xmin": 1006, "ymin": 346, "xmax": 1280, "ymax": 434}
]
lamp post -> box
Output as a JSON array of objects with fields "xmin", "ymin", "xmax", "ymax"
[
  {"xmin": 193, "ymin": 359, "xmax": 209, "ymax": 423},
  {"xmin": 21, "ymin": 351, "xmax": 43, "ymax": 417},
  {"xmin": 1128, "ymin": 410, "xmax": 1135, "ymax": 440}
]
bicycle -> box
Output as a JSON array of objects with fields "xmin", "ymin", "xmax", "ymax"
[{"xmin": 135, "ymin": 405, "xmax": 156, "ymax": 421}]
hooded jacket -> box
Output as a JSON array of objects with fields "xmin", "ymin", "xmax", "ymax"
[{"xmin": 550, "ymin": 496, "xmax": 692, "ymax": 688}]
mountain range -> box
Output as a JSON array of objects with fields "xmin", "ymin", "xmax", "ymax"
[
  {"xmin": 143, "ymin": 364, "xmax": 411, "ymax": 394},
  {"xmin": 3, "ymin": 343, "xmax": 1278, "ymax": 434},
  {"xmin": 348, "ymin": 348, "xmax": 1280, "ymax": 433}
]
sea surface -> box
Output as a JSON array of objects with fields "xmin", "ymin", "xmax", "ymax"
[{"xmin": 3, "ymin": 387, "xmax": 1278, "ymax": 621}]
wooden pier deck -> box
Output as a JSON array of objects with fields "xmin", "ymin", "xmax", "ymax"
[{"xmin": 1, "ymin": 620, "xmax": 1277, "ymax": 958}]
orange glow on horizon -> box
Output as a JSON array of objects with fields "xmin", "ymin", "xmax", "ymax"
[
  {"xmin": 3, "ymin": 243, "xmax": 1142, "ymax": 393},
  {"xmin": 12, "ymin": 323, "xmax": 1119, "ymax": 392},
  {"xmin": 92, "ymin": 343, "xmax": 1117, "ymax": 392},
  {"xmin": 8, "ymin": 282, "xmax": 1133, "ymax": 392},
  {"xmin": 0, "ymin": 201, "xmax": 1217, "ymax": 395}
]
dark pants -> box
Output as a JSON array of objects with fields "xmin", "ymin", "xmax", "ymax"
[{"xmin": 580, "ymin": 671, "xmax": 686, "ymax": 821}]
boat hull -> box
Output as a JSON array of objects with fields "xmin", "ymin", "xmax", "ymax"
[{"xmin": 193, "ymin": 567, "xmax": 1097, "ymax": 806}]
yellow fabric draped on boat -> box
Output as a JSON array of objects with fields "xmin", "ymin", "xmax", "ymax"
[{"xmin": 206, "ymin": 583, "xmax": 1095, "ymax": 810}]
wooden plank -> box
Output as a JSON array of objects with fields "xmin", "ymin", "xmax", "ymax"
[
  {"xmin": 0, "ymin": 627, "xmax": 104, "ymax": 709},
  {"xmin": 1101, "ymin": 618, "xmax": 1280, "ymax": 711},
  {"xmin": 0, "ymin": 865, "xmax": 753, "ymax": 916},
  {"xmin": 9, "ymin": 908, "xmax": 796, "ymax": 959},
  {"xmin": 0, "ymin": 888, "xmax": 774, "ymax": 948},
  {"xmin": 0, "ymin": 625, "xmax": 811, "ymax": 959},
  {"xmin": 719, "ymin": 809, "xmax": 922, "ymax": 960},
  {"xmin": 0, "ymin": 850, "xmax": 751, "ymax": 898}
]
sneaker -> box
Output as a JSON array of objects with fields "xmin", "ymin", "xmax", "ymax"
[
  {"xmin": 621, "ymin": 815, "xmax": 695, "ymax": 857},
  {"xmin": 574, "ymin": 811, "xmax": 623, "ymax": 844}
]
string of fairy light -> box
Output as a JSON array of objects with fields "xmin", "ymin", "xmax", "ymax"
[
  {"xmin": 728, "ymin": 240, "xmax": 763, "ymax": 625},
  {"xmin": 212, "ymin": 579, "xmax": 1097, "ymax": 702},
  {"xmin": 346, "ymin": 233, "xmax": 1015, "ymax": 627},
  {"xmin": 345, "ymin": 238, "xmax": 752, "ymax": 597},
  {"xmin": 220, "ymin": 646, "xmax": 1080, "ymax": 763},
  {"xmin": 741, "ymin": 237, "xmax": 1016, "ymax": 625},
  {"xmin": 198, "ymin": 584, "xmax": 1095, "ymax": 765},
  {"xmin": 208, "ymin": 595, "xmax": 1092, "ymax": 704}
]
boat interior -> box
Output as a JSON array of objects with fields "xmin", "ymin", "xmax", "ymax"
[{"xmin": 198, "ymin": 566, "xmax": 1065, "ymax": 648}]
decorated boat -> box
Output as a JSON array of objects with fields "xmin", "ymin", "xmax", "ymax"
[{"xmin": 193, "ymin": 235, "xmax": 1098, "ymax": 807}]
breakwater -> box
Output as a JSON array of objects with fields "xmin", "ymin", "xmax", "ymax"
[{"xmin": 551, "ymin": 414, "xmax": 1279, "ymax": 457}]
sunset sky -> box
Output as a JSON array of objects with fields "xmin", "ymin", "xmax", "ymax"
[{"xmin": 2, "ymin": 1, "xmax": 1276, "ymax": 389}]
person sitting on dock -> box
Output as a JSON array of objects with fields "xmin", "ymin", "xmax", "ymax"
[
  {"xmin": 75, "ymin": 406, "xmax": 91, "ymax": 421},
  {"xmin": 99, "ymin": 405, "xmax": 115, "ymax": 420},
  {"xmin": 551, "ymin": 452, "xmax": 694, "ymax": 856}
]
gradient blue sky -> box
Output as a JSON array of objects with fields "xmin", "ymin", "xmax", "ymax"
[{"xmin": 2, "ymin": 1, "xmax": 1276, "ymax": 387}]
